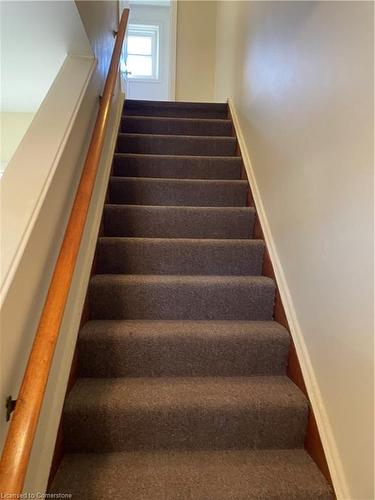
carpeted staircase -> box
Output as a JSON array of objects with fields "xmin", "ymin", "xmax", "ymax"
[{"xmin": 51, "ymin": 100, "xmax": 332, "ymax": 499}]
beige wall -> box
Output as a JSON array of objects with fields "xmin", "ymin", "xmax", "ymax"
[
  {"xmin": 75, "ymin": 0, "xmax": 119, "ymax": 87},
  {"xmin": 215, "ymin": 2, "xmax": 373, "ymax": 499},
  {"xmin": 176, "ymin": 0, "xmax": 217, "ymax": 101}
]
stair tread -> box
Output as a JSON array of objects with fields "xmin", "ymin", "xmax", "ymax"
[
  {"xmin": 90, "ymin": 274, "xmax": 274, "ymax": 285},
  {"xmin": 108, "ymin": 177, "xmax": 248, "ymax": 207},
  {"xmin": 112, "ymin": 153, "xmax": 243, "ymax": 180},
  {"xmin": 121, "ymin": 116, "xmax": 233, "ymax": 137},
  {"xmin": 63, "ymin": 374, "xmax": 306, "ymax": 451},
  {"xmin": 122, "ymin": 115, "xmax": 231, "ymax": 123},
  {"xmin": 110, "ymin": 176, "xmax": 247, "ymax": 185},
  {"xmin": 118, "ymin": 132, "xmax": 236, "ymax": 140},
  {"xmin": 65, "ymin": 375, "xmax": 306, "ymax": 412},
  {"xmin": 105, "ymin": 204, "xmax": 252, "ymax": 210},
  {"xmin": 125, "ymin": 99, "xmax": 228, "ymax": 109},
  {"xmin": 123, "ymin": 101, "xmax": 228, "ymax": 119},
  {"xmin": 98, "ymin": 236, "xmax": 263, "ymax": 243},
  {"xmin": 96, "ymin": 237, "xmax": 264, "ymax": 276},
  {"xmin": 79, "ymin": 320, "xmax": 289, "ymax": 378},
  {"xmin": 51, "ymin": 449, "xmax": 333, "ymax": 500},
  {"xmin": 89, "ymin": 274, "xmax": 275, "ymax": 321},
  {"xmin": 117, "ymin": 134, "xmax": 237, "ymax": 156},
  {"xmin": 114, "ymin": 153, "xmax": 241, "ymax": 160},
  {"xmin": 81, "ymin": 318, "xmax": 287, "ymax": 335},
  {"xmin": 103, "ymin": 205, "xmax": 255, "ymax": 239}
]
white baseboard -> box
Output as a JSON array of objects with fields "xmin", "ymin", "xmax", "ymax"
[{"xmin": 228, "ymin": 98, "xmax": 350, "ymax": 500}]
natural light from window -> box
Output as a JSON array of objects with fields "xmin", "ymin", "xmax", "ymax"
[{"xmin": 126, "ymin": 25, "xmax": 159, "ymax": 79}]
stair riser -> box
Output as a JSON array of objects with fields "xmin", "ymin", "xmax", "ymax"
[
  {"xmin": 121, "ymin": 117, "xmax": 233, "ymax": 137},
  {"xmin": 89, "ymin": 279, "xmax": 275, "ymax": 320},
  {"xmin": 117, "ymin": 134, "xmax": 237, "ymax": 156},
  {"xmin": 51, "ymin": 449, "xmax": 333, "ymax": 500},
  {"xmin": 108, "ymin": 178, "xmax": 248, "ymax": 207},
  {"xmin": 63, "ymin": 405, "xmax": 307, "ymax": 452},
  {"xmin": 123, "ymin": 101, "xmax": 228, "ymax": 120},
  {"xmin": 112, "ymin": 155, "xmax": 243, "ymax": 180},
  {"xmin": 79, "ymin": 334, "xmax": 289, "ymax": 377},
  {"xmin": 96, "ymin": 239, "xmax": 264, "ymax": 275},
  {"xmin": 103, "ymin": 206, "xmax": 254, "ymax": 239},
  {"xmin": 123, "ymin": 108, "xmax": 228, "ymax": 119}
]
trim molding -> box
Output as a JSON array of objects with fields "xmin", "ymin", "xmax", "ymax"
[
  {"xmin": 39, "ymin": 88, "xmax": 125, "ymax": 493},
  {"xmin": 168, "ymin": 0, "xmax": 177, "ymax": 100},
  {"xmin": 228, "ymin": 97, "xmax": 349, "ymax": 500}
]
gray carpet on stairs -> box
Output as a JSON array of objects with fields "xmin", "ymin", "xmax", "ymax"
[
  {"xmin": 103, "ymin": 205, "xmax": 255, "ymax": 238},
  {"xmin": 113, "ymin": 154, "xmax": 243, "ymax": 179},
  {"xmin": 50, "ymin": 99, "xmax": 333, "ymax": 499},
  {"xmin": 96, "ymin": 238, "xmax": 264, "ymax": 275},
  {"xmin": 117, "ymin": 133, "xmax": 237, "ymax": 156},
  {"xmin": 89, "ymin": 275, "xmax": 275, "ymax": 320},
  {"xmin": 108, "ymin": 177, "xmax": 248, "ymax": 206},
  {"xmin": 124, "ymin": 100, "xmax": 229, "ymax": 119},
  {"xmin": 78, "ymin": 320, "xmax": 290, "ymax": 377},
  {"xmin": 63, "ymin": 376, "xmax": 307, "ymax": 452},
  {"xmin": 121, "ymin": 116, "xmax": 233, "ymax": 136},
  {"xmin": 51, "ymin": 450, "xmax": 332, "ymax": 500}
]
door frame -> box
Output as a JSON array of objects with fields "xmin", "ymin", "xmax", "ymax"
[
  {"xmin": 168, "ymin": 0, "xmax": 177, "ymax": 100},
  {"xmin": 119, "ymin": 0, "xmax": 177, "ymax": 101}
]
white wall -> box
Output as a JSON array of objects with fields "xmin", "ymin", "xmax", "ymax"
[
  {"xmin": 215, "ymin": 2, "xmax": 373, "ymax": 499},
  {"xmin": 0, "ymin": 0, "xmax": 92, "ymax": 113},
  {"xmin": 176, "ymin": 0, "xmax": 217, "ymax": 102},
  {"xmin": 0, "ymin": 0, "xmax": 92, "ymax": 174}
]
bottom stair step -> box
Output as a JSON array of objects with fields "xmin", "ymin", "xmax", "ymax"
[{"xmin": 50, "ymin": 449, "xmax": 333, "ymax": 499}]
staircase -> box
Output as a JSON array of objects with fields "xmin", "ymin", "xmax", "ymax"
[{"xmin": 51, "ymin": 100, "xmax": 332, "ymax": 499}]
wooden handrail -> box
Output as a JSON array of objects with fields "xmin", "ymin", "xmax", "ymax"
[{"xmin": 0, "ymin": 9, "xmax": 129, "ymax": 494}]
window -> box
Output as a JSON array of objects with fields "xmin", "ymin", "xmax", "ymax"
[{"xmin": 126, "ymin": 25, "xmax": 159, "ymax": 80}]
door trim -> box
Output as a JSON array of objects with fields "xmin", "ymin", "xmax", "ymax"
[{"xmin": 168, "ymin": 0, "xmax": 177, "ymax": 100}]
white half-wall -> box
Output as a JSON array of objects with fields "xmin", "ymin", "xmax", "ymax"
[
  {"xmin": 24, "ymin": 84, "xmax": 124, "ymax": 495},
  {"xmin": 215, "ymin": 2, "xmax": 373, "ymax": 499}
]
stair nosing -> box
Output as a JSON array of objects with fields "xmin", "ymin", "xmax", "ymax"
[
  {"xmin": 121, "ymin": 115, "xmax": 232, "ymax": 124},
  {"xmin": 124, "ymin": 100, "xmax": 228, "ymax": 109},
  {"xmin": 90, "ymin": 274, "xmax": 274, "ymax": 285},
  {"xmin": 80, "ymin": 319, "xmax": 289, "ymax": 336},
  {"xmin": 113, "ymin": 153, "xmax": 242, "ymax": 160},
  {"xmin": 104, "ymin": 204, "xmax": 254, "ymax": 211},
  {"xmin": 97, "ymin": 236, "xmax": 264, "ymax": 244},
  {"xmin": 117, "ymin": 132, "xmax": 236, "ymax": 141},
  {"xmin": 66, "ymin": 375, "xmax": 307, "ymax": 410},
  {"xmin": 109, "ymin": 176, "xmax": 248, "ymax": 185}
]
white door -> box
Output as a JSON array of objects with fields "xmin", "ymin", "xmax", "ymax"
[{"xmin": 122, "ymin": 2, "xmax": 175, "ymax": 101}]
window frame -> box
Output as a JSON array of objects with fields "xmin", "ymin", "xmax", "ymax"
[{"xmin": 125, "ymin": 24, "xmax": 160, "ymax": 81}]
